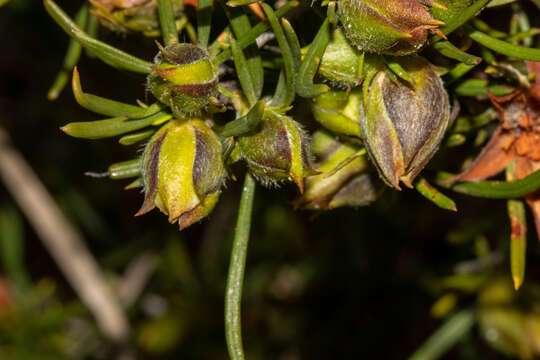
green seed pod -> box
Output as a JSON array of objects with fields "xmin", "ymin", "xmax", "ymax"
[
  {"xmin": 294, "ymin": 131, "xmax": 382, "ymax": 210},
  {"xmin": 311, "ymin": 88, "xmax": 363, "ymax": 138},
  {"xmin": 136, "ymin": 119, "xmax": 226, "ymax": 230},
  {"xmin": 148, "ymin": 43, "xmax": 219, "ymax": 118},
  {"xmin": 360, "ymin": 56, "xmax": 450, "ymax": 189},
  {"xmin": 338, "ymin": 0, "xmax": 444, "ymax": 55},
  {"xmin": 318, "ymin": 29, "xmax": 363, "ymax": 87},
  {"xmin": 236, "ymin": 111, "xmax": 313, "ymax": 193},
  {"xmin": 90, "ymin": 0, "xmax": 184, "ymax": 34}
]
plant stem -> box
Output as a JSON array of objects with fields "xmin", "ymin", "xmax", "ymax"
[{"xmin": 225, "ymin": 173, "xmax": 256, "ymax": 360}]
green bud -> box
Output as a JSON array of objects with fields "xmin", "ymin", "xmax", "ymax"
[
  {"xmin": 136, "ymin": 119, "xmax": 226, "ymax": 230},
  {"xmin": 338, "ymin": 0, "xmax": 444, "ymax": 55},
  {"xmin": 311, "ymin": 88, "xmax": 363, "ymax": 138},
  {"xmin": 148, "ymin": 43, "xmax": 219, "ymax": 118},
  {"xmin": 318, "ymin": 28, "xmax": 363, "ymax": 87},
  {"xmin": 294, "ymin": 131, "xmax": 382, "ymax": 210},
  {"xmin": 360, "ymin": 57, "xmax": 450, "ymax": 189},
  {"xmin": 236, "ymin": 111, "xmax": 313, "ymax": 193},
  {"xmin": 90, "ymin": 0, "xmax": 184, "ymax": 34}
]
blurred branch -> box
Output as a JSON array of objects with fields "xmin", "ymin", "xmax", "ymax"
[
  {"xmin": 118, "ymin": 251, "xmax": 159, "ymax": 307},
  {"xmin": 0, "ymin": 127, "xmax": 129, "ymax": 342}
]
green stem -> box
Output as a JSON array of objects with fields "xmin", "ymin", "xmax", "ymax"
[{"xmin": 225, "ymin": 173, "xmax": 256, "ymax": 360}]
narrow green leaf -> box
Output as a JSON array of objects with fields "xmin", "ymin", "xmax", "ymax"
[
  {"xmin": 487, "ymin": 0, "xmax": 517, "ymax": 7},
  {"xmin": 224, "ymin": 6, "xmax": 264, "ymax": 98},
  {"xmin": 48, "ymin": 3, "xmax": 88, "ymax": 100},
  {"xmin": 108, "ymin": 159, "xmax": 141, "ymax": 179},
  {"xmin": 296, "ymin": 19, "xmax": 330, "ymax": 98},
  {"xmin": 262, "ymin": 2, "xmax": 295, "ymax": 107},
  {"xmin": 226, "ymin": 0, "xmax": 258, "ymax": 6},
  {"xmin": 431, "ymin": 41, "xmax": 482, "ymax": 66},
  {"xmin": 158, "ymin": 0, "xmax": 179, "ymax": 45},
  {"xmin": 125, "ymin": 179, "xmax": 142, "ymax": 189},
  {"xmin": 409, "ymin": 310, "xmax": 475, "ymax": 360},
  {"xmin": 230, "ymin": 36, "xmax": 258, "ymax": 106},
  {"xmin": 281, "ymin": 18, "xmax": 302, "ymax": 70},
  {"xmin": 214, "ymin": 1, "xmax": 298, "ymax": 65},
  {"xmin": 506, "ymin": 163, "xmax": 526, "ymax": 290},
  {"xmin": 197, "ymin": 0, "xmax": 213, "ymax": 47},
  {"xmin": 443, "ymin": 63, "xmax": 476, "ymax": 84},
  {"xmin": 416, "ymin": 178, "xmax": 458, "ymax": 212},
  {"xmin": 454, "ymin": 78, "xmax": 513, "ymax": 97},
  {"xmin": 444, "ymin": 134, "xmax": 467, "ymax": 147},
  {"xmin": 62, "ymin": 110, "xmax": 172, "ymax": 139},
  {"xmin": 436, "ymin": 169, "xmax": 540, "ymax": 199},
  {"xmin": 507, "ymin": 198, "xmax": 527, "ymax": 290},
  {"xmin": 72, "ymin": 67, "xmax": 151, "ymax": 117},
  {"xmin": 119, "ymin": 130, "xmax": 155, "ymax": 145},
  {"xmin": 439, "ymin": 0, "xmax": 491, "ymax": 35},
  {"xmin": 469, "ymin": 30, "xmax": 540, "ymax": 61},
  {"xmin": 385, "ymin": 57, "xmax": 414, "ymax": 84},
  {"xmin": 452, "ymin": 108, "xmax": 497, "ymax": 133},
  {"xmin": 84, "ymin": 12, "xmax": 99, "ymax": 58},
  {"xmin": 44, "ymin": 0, "xmax": 153, "ymax": 74},
  {"xmin": 218, "ymin": 99, "xmax": 265, "ymax": 137}
]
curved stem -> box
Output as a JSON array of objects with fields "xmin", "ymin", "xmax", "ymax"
[{"xmin": 225, "ymin": 173, "xmax": 256, "ymax": 360}]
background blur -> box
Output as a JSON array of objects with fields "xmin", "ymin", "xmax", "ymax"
[{"xmin": 1, "ymin": 0, "xmax": 540, "ymax": 359}]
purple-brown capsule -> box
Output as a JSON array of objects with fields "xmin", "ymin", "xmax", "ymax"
[
  {"xmin": 360, "ymin": 57, "xmax": 450, "ymax": 189},
  {"xmin": 294, "ymin": 131, "xmax": 382, "ymax": 210},
  {"xmin": 236, "ymin": 111, "xmax": 313, "ymax": 193}
]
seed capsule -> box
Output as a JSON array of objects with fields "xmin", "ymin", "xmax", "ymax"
[
  {"xmin": 90, "ymin": 0, "xmax": 184, "ymax": 34},
  {"xmin": 137, "ymin": 119, "xmax": 226, "ymax": 230},
  {"xmin": 147, "ymin": 43, "xmax": 219, "ymax": 118},
  {"xmin": 236, "ymin": 111, "xmax": 313, "ymax": 193},
  {"xmin": 360, "ymin": 56, "xmax": 450, "ymax": 189},
  {"xmin": 294, "ymin": 131, "xmax": 382, "ymax": 210},
  {"xmin": 338, "ymin": 0, "xmax": 444, "ymax": 55},
  {"xmin": 311, "ymin": 88, "xmax": 363, "ymax": 138}
]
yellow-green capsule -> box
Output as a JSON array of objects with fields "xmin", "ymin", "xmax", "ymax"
[
  {"xmin": 311, "ymin": 88, "xmax": 363, "ymax": 138},
  {"xmin": 90, "ymin": 0, "xmax": 184, "ymax": 34},
  {"xmin": 136, "ymin": 119, "xmax": 225, "ymax": 230},
  {"xmin": 294, "ymin": 130, "xmax": 382, "ymax": 210},
  {"xmin": 148, "ymin": 43, "xmax": 219, "ymax": 118}
]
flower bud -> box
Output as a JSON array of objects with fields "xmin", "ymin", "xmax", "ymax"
[
  {"xmin": 360, "ymin": 56, "xmax": 450, "ymax": 189},
  {"xmin": 90, "ymin": 0, "xmax": 184, "ymax": 34},
  {"xmin": 136, "ymin": 119, "xmax": 226, "ymax": 230},
  {"xmin": 294, "ymin": 131, "xmax": 382, "ymax": 209},
  {"xmin": 147, "ymin": 43, "xmax": 219, "ymax": 118},
  {"xmin": 338, "ymin": 0, "xmax": 444, "ymax": 55},
  {"xmin": 310, "ymin": 88, "xmax": 363, "ymax": 138},
  {"xmin": 318, "ymin": 29, "xmax": 363, "ymax": 87},
  {"xmin": 236, "ymin": 111, "xmax": 313, "ymax": 192}
]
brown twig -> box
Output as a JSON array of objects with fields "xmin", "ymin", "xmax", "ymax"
[{"xmin": 0, "ymin": 127, "xmax": 129, "ymax": 342}]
